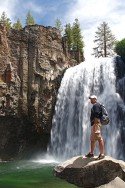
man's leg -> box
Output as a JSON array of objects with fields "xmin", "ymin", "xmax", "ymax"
[
  {"xmin": 97, "ymin": 137, "xmax": 105, "ymax": 159},
  {"xmin": 98, "ymin": 138, "xmax": 104, "ymax": 154},
  {"xmin": 90, "ymin": 141, "xmax": 96, "ymax": 154},
  {"xmin": 85, "ymin": 135, "xmax": 96, "ymax": 157},
  {"xmin": 90, "ymin": 125, "xmax": 97, "ymax": 154},
  {"xmin": 88, "ymin": 133, "xmax": 96, "ymax": 155},
  {"xmin": 85, "ymin": 124, "xmax": 97, "ymax": 157}
]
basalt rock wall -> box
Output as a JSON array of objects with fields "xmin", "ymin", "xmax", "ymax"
[
  {"xmin": 0, "ymin": 24, "xmax": 81, "ymax": 160},
  {"xmin": 114, "ymin": 56, "xmax": 125, "ymax": 159}
]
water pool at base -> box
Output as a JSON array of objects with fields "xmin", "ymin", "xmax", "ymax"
[{"xmin": 0, "ymin": 160, "xmax": 76, "ymax": 188}]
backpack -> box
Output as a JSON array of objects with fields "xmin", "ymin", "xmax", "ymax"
[{"xmin": 100, "ymin": 104, "xmax": 110, "ymax": 125}]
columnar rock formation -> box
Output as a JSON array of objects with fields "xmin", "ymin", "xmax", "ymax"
[{"xmin": 0, "ymin": 24, "xmax": 82, "ymax": 160}]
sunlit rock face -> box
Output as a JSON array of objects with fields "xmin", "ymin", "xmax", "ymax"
[{"xmin": 0, "ymin": 24, "xmax": 81, "ymax": 160}]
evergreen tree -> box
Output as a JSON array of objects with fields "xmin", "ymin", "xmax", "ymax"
[
  {"xmin": 72, "ymin": 18, "xmax": 84, "ymax": 53},
  {"xmin": 55, "ymin": 18, "xmax": 63, "ymax": 34},
  {"xmin": 26, "ymin": 11, "xmax": 35, "ymax": 26},
  {"xmin": 0, "ymin": 11, "xmax": 11, "ymax": 31},
  {"xmin": 0, "ymin": 11, "xmax": 6, "ymax": 24},
  {"xmin": 93, "ymin": 22, "xmax": 116, "ymax": 57},
  {"xmin": 64, "ymin": 23, "xmax": 73, "ymax": 50},
  {"xmin": 115, "ymin": 38, "xmax": 125, "ymax": 61},
  {"xmin": 13, "ymin": 18, "xmax": 22, "ymax": 30}
]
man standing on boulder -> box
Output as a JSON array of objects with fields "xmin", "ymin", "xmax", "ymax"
[{"xmin": 85, "ymin": 95, "xmax": 105, "ymax": 160}]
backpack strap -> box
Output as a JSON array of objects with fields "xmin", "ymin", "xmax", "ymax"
[{"xmin": 100, "ymin": 104, "xmax": 108, "ymax": 116}]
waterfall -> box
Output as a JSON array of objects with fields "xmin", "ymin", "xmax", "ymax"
[{"xmin": 49, "ymin": 57, "xmax": 125, "ymax": 161}]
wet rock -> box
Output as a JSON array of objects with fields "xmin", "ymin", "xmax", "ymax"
[{"xmin": 55, "ymin": 156, "xmax": 125, "ymax": 188}]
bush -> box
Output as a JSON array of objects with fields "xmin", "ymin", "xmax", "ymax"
[{"xmin": 115, "ymin": 38, "xmax": 125, "ymax": 61}]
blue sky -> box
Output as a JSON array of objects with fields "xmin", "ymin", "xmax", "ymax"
[
  {"xmin": 0, "ymin": 0, "xmax": 125, "ymax": 58},
  {"xmin": 0, "ymin": 0, "xmax": 74, "ymax": 26}
]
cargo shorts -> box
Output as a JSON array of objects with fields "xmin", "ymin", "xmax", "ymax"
[{"xmin": 90, "ymin": 118, "xmax": 103, "ymax": 142}]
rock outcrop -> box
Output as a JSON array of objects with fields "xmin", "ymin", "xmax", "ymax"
[
  {"xmin": 114, "ymin": 56, "xmax": 125, "ymax": 159},
  {"xmin": 55, "ymin": 156, "xmax": 125, "ymax": 188},
  {"xmin": 0, "ymin": 24, "xmax": 82, "ymax": 160}
]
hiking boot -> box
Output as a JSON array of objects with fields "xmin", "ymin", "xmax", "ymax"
[
  {"xmin": 85, "ymin": 152, "xmax": 94, "ymax": 158},
  {"xmin": 97, "ymin": 154, "xmax": 105, "ymax": 160}
]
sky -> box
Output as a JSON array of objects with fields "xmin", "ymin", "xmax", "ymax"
[{"xmin": 0, "ymin": 0, "xmax": 125, "ymax": 58}]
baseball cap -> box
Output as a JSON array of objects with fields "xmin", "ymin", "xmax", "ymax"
[{"xmin": 89, "ymin": 95, "xmax": 97, "ymax": 100}]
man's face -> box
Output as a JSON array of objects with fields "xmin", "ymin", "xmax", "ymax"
[{"xmin": 90, "ymin": 98, "xmax": 97, "ymax": 104}]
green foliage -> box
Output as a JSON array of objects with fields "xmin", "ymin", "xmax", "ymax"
[
  {"xmin": 64, "ymin": 18, "xmax": 84, "ymax": 53},
  {"xmin": 72, "ymin": 18, "xmax": 84, "ymax": 53},
  {"xmin": 55, "ymin": 18, "xmax": 63, "ymax": 34},
  {"xmin": 13, "ymin": 18, "xmax": 22, "ymax": 30},
  {"xmin": 93, "ymin": 22, "xmax": 116, "ymax": 57},
  {"xmin": 115, "ymin": 39, "xmax": 125, "ymax": 61},
  {"xmin": 26, "ymin": 11, "xmax": 35, "ymax": 26},
  {"xmin": 0, "ymin": 11, "xmax": 11, "ymax": 31},
  {"xmin": 64, "ymin": 23, "xmax": 73, "ymax": 50}
]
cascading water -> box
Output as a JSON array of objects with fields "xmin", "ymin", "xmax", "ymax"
[{"xmin": 49, "ymin": 57, "xmax": 125, "ymax": 161}]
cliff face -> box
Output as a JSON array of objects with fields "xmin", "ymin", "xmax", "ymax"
[
  {"xmin": 0, "ymin": 24, "xmax": 81, "ymax": 160},
  {"xmin": 114, "ymin": 56, "xmax": 125, "ymax": 159}
]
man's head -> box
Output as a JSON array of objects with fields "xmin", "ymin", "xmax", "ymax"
[{"xmin": 89, "ymin": 95, "xmax": 97, "ymax": 104}]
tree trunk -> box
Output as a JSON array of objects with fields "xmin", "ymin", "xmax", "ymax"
[{"xmin": 104, "ymin": 24, "xmax": 107, "ymax": 57}]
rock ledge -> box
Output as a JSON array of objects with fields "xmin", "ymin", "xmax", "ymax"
[{"xmin": 54, "ymin": 156, "xmax": 125, "ymax": 187}]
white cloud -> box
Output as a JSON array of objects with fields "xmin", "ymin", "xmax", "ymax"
[
  {"xmin": 0, "ymin": 0, "xmax": 18, "ymax": 21},
  {"xmin": 0, "ymin": 0, "xmax": 45, "ymax": 23},
  {"xmin": 64, "ymin": 0, "xmax": 125, "ymax": 59}
]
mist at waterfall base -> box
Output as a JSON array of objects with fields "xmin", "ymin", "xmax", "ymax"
[{"xmin": 49, "ymin": 57, "xmax": 125, "ymax": 161}]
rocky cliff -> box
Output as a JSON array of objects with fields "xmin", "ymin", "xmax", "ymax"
[
  {"xmin": 114, "ymin": 56, "xmax": 125, "ymax": 159},
  {"xmin": 0, "ymin": 24, "xmax": 82, "ymax": 160}
]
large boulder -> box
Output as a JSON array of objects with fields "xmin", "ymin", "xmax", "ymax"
[
  {"xmin": 97, "ymin": 177, "xmax": 125, "ymax": 188},
  {"xmin": 54, "ymin": 156, "xmax": 125, "ymax": 188}
]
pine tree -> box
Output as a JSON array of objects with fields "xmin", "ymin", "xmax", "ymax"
[
  {"xmin": 13, "ymin": 18, "xmax": 22, "ymax": 30},
  {"xmin": 72, "ymin": 18, "xmax": 84, "ymax": 53},
  {"xmin": 64, "ymin": 23, "xmax": 73, "ymax": 50},
  {"xmin": 26, "ymin": 11, "xmax": 35, "ymax": 26},
  {"xmin": 55, "ymin": 18, "xmax": 63, "ymax": 34},
  {"xmin": 0, "ymin": 11, "xmax": 11, "ymax": 31},
  {"xmin": 0, "ymin": 11, "xmax": 6, "ymax": 24},
  {"xmin": 93, "ymin": 22, "xmax": 116, "ymax": 57}
]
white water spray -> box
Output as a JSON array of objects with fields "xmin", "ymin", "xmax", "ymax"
[{"xmin": 49, "ymin": 57, "xmax": 124, "ymax": 160}]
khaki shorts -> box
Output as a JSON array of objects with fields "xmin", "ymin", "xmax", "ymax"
[{"xmin": 90, "ymin": 118, "xmax": 103, "ymax": 142}]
